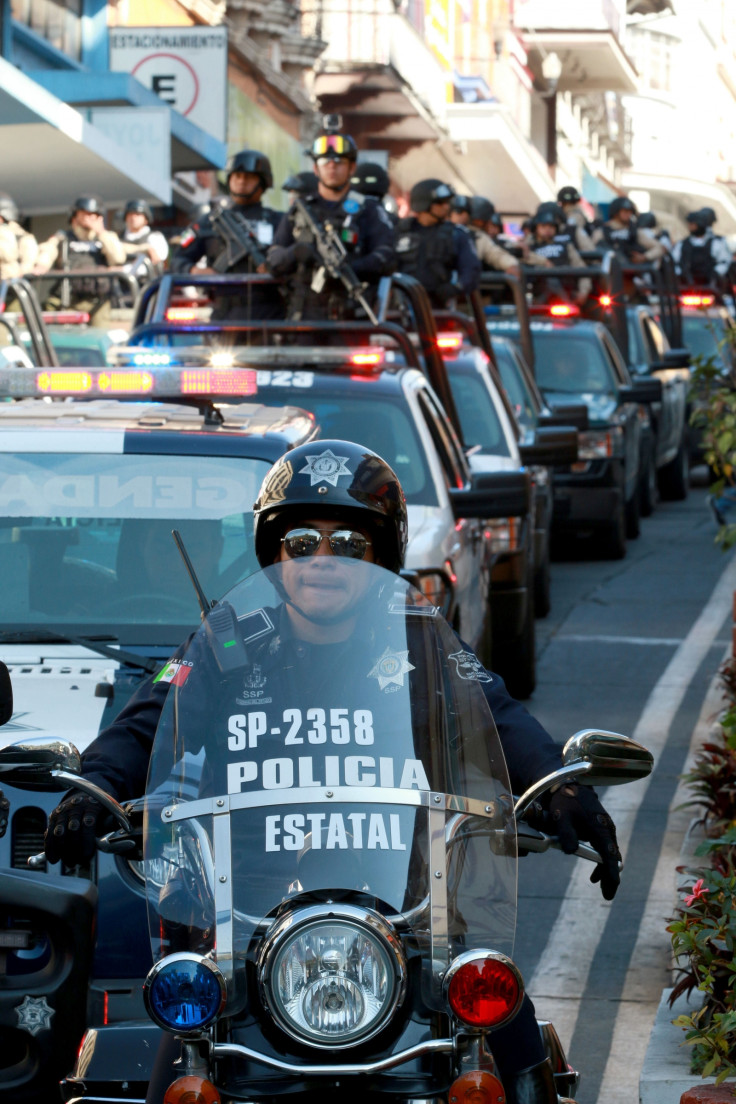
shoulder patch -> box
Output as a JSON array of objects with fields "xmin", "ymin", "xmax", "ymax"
[{"xmin": 449, "ymin": 650, "xmax": 492, "ymax": 683}]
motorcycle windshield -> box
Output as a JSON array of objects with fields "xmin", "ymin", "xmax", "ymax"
[{"xmin": 144, "ymin": 562, "xmax": 516, "ymax": 1012}]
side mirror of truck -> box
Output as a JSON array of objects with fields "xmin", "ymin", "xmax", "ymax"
[
  {"xmin": 620, "ymin": 378, "xmax": 663, "ymax": 404},
  {"xmin": 538, "ymin": 403, "xmax": 589, "ymax": 431},
  {"xmin": 448, "ymin": 470, "xmax": 531, "ymax": 520},
  {"xmin": 519, "ymin": 426, "xmax": 578, "ymax": 466},
  {"xmin": 0, "ymin": 662, "xmax": 11, "ymax": 727}
]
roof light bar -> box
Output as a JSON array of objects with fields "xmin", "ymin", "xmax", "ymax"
[
  {"xmin": 436, "ymin": 332, "xmax": 464, "ymax": 353},
  {"xmin": 132, "ymin": 352, "xmax": 172, "ymax": 367},
  {"xmin": 111, "ymin": 344, "xmax": 387, "ymax": 374},
  {"xmin": 0, "ymin": 365, "xmax": 258, "ymax": 401},
  {"xmin": 165, "ymin": 307, "xmax": 209, "ymax": 322},
  {"xmin": 529, "ymin": 303, "xmax": 580, "ymax": 318},
  {"xmin": 41, "ymin": 311, "xmax": 91, "ymax": 324},
  {"xmin": 680, "ymin": 293, "xmax": 716, "ymax": 308}
]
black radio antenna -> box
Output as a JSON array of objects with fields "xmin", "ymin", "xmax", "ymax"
[{"xmin": 171, "ymin": 529, "xmax": 212, "ymax": 621}]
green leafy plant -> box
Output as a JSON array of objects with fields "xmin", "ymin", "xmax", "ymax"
[
  {"xmin": 690, "ymin": 343, "xmax": 736, "ymax": 550},
  {"xmin": 679, "ymin": 704, "xmax": 736, "ymax": 835}
]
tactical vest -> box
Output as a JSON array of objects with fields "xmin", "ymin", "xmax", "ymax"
[
  {"xmin": 601, "ymin": 221, "xmax": 639, "ymax": 260},
  {"xmin": 54, "ymin": 230, "xmax": 111, "ymax": 298},
  {"xmin": 288, "ymin": 194, "xmax": 367, "ymax": 320},
  {"xmin": 679, "ymin": 234, "xmax": 718, "ymax": 286},
  {"xmin": 529, "ymin": 238, "xmax": 571, "ymax": 265},
  {"xmin": 394, "ymin": 219, "xmax": 456, "ymax": 303}
]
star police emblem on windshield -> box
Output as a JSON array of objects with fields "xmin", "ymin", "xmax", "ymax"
[
  {"xmin": 15, "ymin": 995, "xmax": 54, "ymax": 1036},
  {"xmin": 368, "ymin": 647, "xmax": 415, "ymax": 692},
  {"xmin": 299, "ymin": 449, "xmax": 352, "ymax": 487}
]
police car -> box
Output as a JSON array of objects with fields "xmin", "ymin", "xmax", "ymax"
[
  {"xmin": 676, "ymin": 291, "xmax": 736, "ymax": 465},
  {"xmin": 0, "ymin": 365, "xmax": 318, "ymax": 1098},
  {"xmin": 488, "ymin": 309, "xmax": 656, "ymax": 558}
]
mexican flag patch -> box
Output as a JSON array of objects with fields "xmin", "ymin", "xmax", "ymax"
[{"xmin": 154, "ymin": 661, "xmax": 192, "ymax": 687}]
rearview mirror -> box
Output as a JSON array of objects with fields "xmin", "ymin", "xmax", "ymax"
[
  {"xmin": 0, "ymin": 736, "xmax": 81, "ymax": 791},
  {"xmin": 562, "ymin": 729, "xmax": 654, "ymax": 787},
  {"xmin": 449, "ymin": 470, "xmax": 531, "ymax": 521},
  {"xmin": 0, "ymin": 662, "xmax": 12, "ymax": 726},
  {"xmin": 519, "ymin": 426, "xmax": 578, "ymax": 467},
  {"xmin": 620, "ymin": 378, "xmax": 662, "ymax": 404},
  {"xmin": 538, "ymin": 403, "xmax": 589, "ymax": 431}
]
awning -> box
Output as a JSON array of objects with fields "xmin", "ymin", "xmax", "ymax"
[
  {"xmin": 622, "ymin": 171, "xmax": 736, "ymax": 237},
  {"xmin": 0, "ymin": 58, "xmax": 177, "ymax": 213},
  {"xmin": 31, "ymin": 71, "xmax": 226, "ymax": 175},
  {"xmin": 428, "ymin": 102, "xmax": 556, "ymax": 214}
]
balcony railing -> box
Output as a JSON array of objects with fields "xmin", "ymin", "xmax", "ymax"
[{"xmin": 512, "ymin": 0, "xmax": 621, "ymax": 40}]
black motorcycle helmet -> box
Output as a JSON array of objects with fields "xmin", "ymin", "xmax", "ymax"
[
  {"xmin": 557, "ymin": 185, "xmax": 581, "ymax": 205},
  {"xmin": 253, "ymin": 440, "xmax": 409, "ymax": 574},
  {"xmin": 70, "ymin": 195, "xmax": 104, "ymax": 219},
  {"xmin": 282, "ymin": 170, "xmax": 318, "ymax": 196},
  {"xmin": 410, "ymin": 179, "xmax": 454, "ymax": 214},
  {"xmin": 350, "ymin": 162, "xmax": 390, "ymax": 199},
  {"xmin": 124, "ymin": 199, "xmax": 153, "ymax": 224},
  {"xmin": 450, "ymin": 194, "xmax": 472, "ymax": 215},
  {"xmin": 608, "ymin": 196, "xmax": 637, "ymax": 220},
  {"xmin": 225, "ymin": 149, "xmax": 273, "ymax": 190},
  {"xmin": 468, "ymin": 196, "xmax": 495, "ymax": 223},
  {"xmin": 698, "ymin": 206, "xmax": 717, "ymax": 228},
  {"xmin": 309, "ymin": 132, "xmax": 358, "ymax": 162},
  {"xmin": 0, "ymin": 193, "xmax": 18, "ymax": 223},
  {"xmin": 636, "ymin": 211, "xmax": 657, "ymax": 230}
]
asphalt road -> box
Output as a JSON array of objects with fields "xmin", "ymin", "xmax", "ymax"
[{"xmin": 512, "ymin": 470, "xmax": 733, "ymax": 1103}]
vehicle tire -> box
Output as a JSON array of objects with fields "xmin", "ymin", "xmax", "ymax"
[
  {"xmin": 533, "ymin": 550, "xmax": 551, "ymax": 619},
  {"xmin": 599, "ymin": 497, "xmax": 627, "ymax": 560},
  {"xmin": 638, "ymin": 445, "xmax": 657, "ymax": 517},
  {"xmin": 493, "ymin": 592, "xmax": 536, "ymax": 700},
  {"xmin": 658, "ymin": 437, "xmax": 690, "ymax": 501},
  {"xmin": 625, "ymin": 482, "xmax": 640, "ymax": 540}
]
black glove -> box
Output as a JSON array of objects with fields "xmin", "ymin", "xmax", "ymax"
[
  {"xmin": 293, "ymin": 240, "xmax": 318, "ymax": 265},
  {"xmin": 548, "ymin": 783, "xmax": 621, "ymax": 900},
  {"xmin": 45, "ymin": 792, "xmax": 112, "ymax": 866},
  {"xmin": 0, "ymin": 791, "xmax": 8, "ymax": 839}
]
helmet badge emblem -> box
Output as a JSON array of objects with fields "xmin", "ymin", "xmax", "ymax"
[{"xmin": 299, "ymin": 449, "xmax": 352, "ymax": 487}]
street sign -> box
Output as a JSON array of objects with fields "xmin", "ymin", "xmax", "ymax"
[{"xmin": 109, "ymin": 27, "xmax": 228, "ymax": 143}]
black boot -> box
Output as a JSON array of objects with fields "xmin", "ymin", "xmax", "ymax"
[{"xmin": 505, "ymin": 1058, "xmax": 559, "ymax": 1104}]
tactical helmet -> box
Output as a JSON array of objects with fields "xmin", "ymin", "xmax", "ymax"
[
  {"xmin": 350, "ymin": 162, "xmax": 390, "ymax": 199},
  {"xmin": 124, "ymin": 199, "xmax": 153, "ymax": 224},
  {"xmin": 70, "ymin": 196, "xmax": 105, "ymax": 218},
  {"xmin": 532, "ymin": 204, "xmax": 562, "ymax": 230},
  {"xmin": 309, "ymin": 133, "xmax": 358, "ymax": 162},
  {"xmin": 410, "ymin": 179, "xmax": 455, "ymax": 214},
  {"xmin": 450, "ymin": 194, "xmax": 472, "ymax": 215},
  {"xmin": 557, "ymin": 185, "xmax": 581, "ymax": 205},
  {"xmin": 282, "ymin": 170, "xmax": 318, "ymax": 196},
  {"xmin": 608, "ymin": 196, "xmax": 637, "ymax": 220},
  {"xmin": 0, "ymin": 193, "xmax": 19, "ymax": 223},
  {"xmin": 698, "ymin": 206, "xmax": 717, "ymax": 227},
  {"xmin": 225, "ymin": 149, "xmax": 273, "ymax": 190},
  {"xmin": 253, "ymin": 440, "xmax": 409, "ymax": 574},
  {"xmin": 687, "ymin": 210, "xmax": 709, "ymax": 232},
  {"xmin": 488, "ymin": 212, "xmax": 504, "ymax": 230},
  {"xmin": 468, "ymin": 196, "xmax": 495, "ymax": 223},
  {"xmin": 636, "ymin": 211, "xmax": 657, "ymax": 230}
]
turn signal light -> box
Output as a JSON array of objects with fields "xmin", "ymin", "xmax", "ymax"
[
  {"xmin": 445, "ymin": 952, "xmax": 523, "ymax": 1028},
  {"xmin": 163, "ymin": 1075, "xmax": 220, "ymax": 1104},
  {"xmin": 448, "ymin": 1069, "xmax": 506, "ymax": 1104}
]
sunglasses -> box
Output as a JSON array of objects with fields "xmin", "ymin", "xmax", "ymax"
[
  {"xmin": 312, "ymin": 134, "xmax": 353, "ymax": 157},
  {"xmin": 281, "ymin": 528, "xmax": 372, "ymax": 560}
]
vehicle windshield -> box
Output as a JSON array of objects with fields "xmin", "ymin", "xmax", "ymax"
[
  {"xmin": 0, "ymin": 451, "xmax": 269, "ymax": 644},
  {"xmin": 494, "ymin": 345, "xmax": 537, "ymax": 431},
  {"xmin": 533, "ymin": 332, "xmax": 618, "ymax": 395},
  {"xmin": 448, "ymin": 369, "xmax": 512, "ymax": 456},
  {"xmin": 144, "ymin": 562, "xmax": 516, "ymax": 1014},
  {"xmin": 682, "ymin": 314, "xmax": 733, "ymax": 370},
  {"xmin": 254, "ymin": 383, "xmax": 439, "ymax": 507}
]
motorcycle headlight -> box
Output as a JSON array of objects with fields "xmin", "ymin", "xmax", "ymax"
[
  {"xmin": 259, "ymin": 906, "xmax": 406, "ymax": 1048},
  {"xmin": 144, "ymin": 953, "xmax": 226, "ymax": 1034}
]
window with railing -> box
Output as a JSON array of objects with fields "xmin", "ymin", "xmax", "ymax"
[
  {"xmin": 626, "ymin": 27, "xmax": 674, "ymax": 92},
  {"xmin": 11, "ymin": 0, "xmax": 83, "ymax": 61}
]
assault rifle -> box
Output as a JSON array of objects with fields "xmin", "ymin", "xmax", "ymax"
[
  {"xmin": 210, "ymin": 205, "xmax": 269, "ymax": 273},
  {"xmin": 293, "ymin": 198, "xmax": 378, "ymax": 325}
]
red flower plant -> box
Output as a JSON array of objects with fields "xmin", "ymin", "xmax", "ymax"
[{"xmin": 684, "ymin": 878, "xmax": 710, "ymax": 907}]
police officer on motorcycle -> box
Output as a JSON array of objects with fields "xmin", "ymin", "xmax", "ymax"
[
  {"xmin": 394, "ymin": 179, "xmax": 481, "ymax": 308},
  {"xmin": 44, "ymin": 439, "xmax": 622, "ymax": 1104},
  {"xmin": 591, "ymin": 196, "xmax": 665, "ymax": 263},
  {"xmin": 672, "ymin": 209, "xmax": 733, "ymax": 289},
  {"xmin": 171, "ymin": 148, "xmax": 284, "ymax": 320},
  {"xmin": 267, "ymin": 129, "xmax": 396, "ymax": 320},
  {"xmin": 0, "ymin": 193, "xmax": 38, "ymax": 278}
]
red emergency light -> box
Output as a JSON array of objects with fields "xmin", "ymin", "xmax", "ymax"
[
  {"xmin": 680, "ymin": 293, "xmax": 716, "ymax": 308},
  {"xmin": 165, "ymin": 307, "xmax": 200, "ymax": 322},
  {"xmin": 599, "ymin": 294, "xmax": 613, "ymax": 308},
  {"xmin": 436, "ymin": 332, "xmax": 464, "ymax": 353},
  {"xmin": 179, "ymin": 369, "xmax": 258, "ymax": 395},
  {"xmin": 41, "ymin": 311, "xmax": 91, "ymax": 324},
  {"xmin": 529, "ymin": 303, "xmax": 580, "ymax": 318}
]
